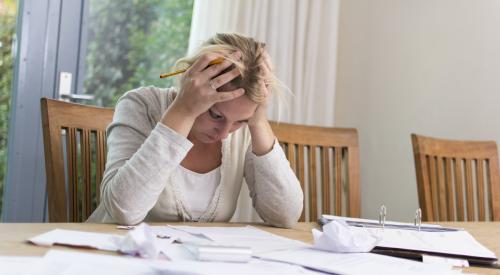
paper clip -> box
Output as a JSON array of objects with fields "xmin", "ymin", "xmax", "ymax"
[
  {"xmin": 414, "ymin": 208, "xmax": 422, "ymax": 232},
  {"xmin": 379, "ymin": 205, "xmax": 387, "ymax": 229}
]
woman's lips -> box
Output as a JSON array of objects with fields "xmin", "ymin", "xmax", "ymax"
[{"xmin": 206, "ymin": 133, "xmax": 218, "ymax": 140}]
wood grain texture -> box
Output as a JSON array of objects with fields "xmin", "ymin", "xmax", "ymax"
[
  {"xmin": 411, "ymin": 133, "xmax": 500, "ymax": 221},
  {"xmin": 270, "ymin": 122, "xmax": 360, "ymax": 221},
  {"xmin": 41, "ymin": 98, "xmax": 114, "ymax": 222},
  {"xmin": 0, "ymin": 222, "xmax": 498, "ymax": 274}
]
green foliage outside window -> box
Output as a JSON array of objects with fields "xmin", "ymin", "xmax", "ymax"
[
  {"xmin": 84, "ymin": 0, "xmax": 194, "ymax": 107},
  {"xmin": 0, "ymin": 0, "xmax": 17, "ymax": 216},
  {"xmin": 0, "ymin": 0, "xmax": 193, "ymax": 216}
]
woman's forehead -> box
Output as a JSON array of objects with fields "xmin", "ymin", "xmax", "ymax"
[{"xmin": 212, "ymin": 95, "xmax": 257, "ymax": 121}]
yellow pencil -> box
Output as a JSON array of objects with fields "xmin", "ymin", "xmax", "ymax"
[{"xmin": 160, "ymin": 57, "xmax": 225, "ymax": 79}]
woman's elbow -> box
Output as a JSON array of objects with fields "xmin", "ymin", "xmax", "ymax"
[
  {"xmin": 267, "ymin": 196, "xmax": 304, "ymax": 228},
  {"xmin": 101, "ymin": 189, "xmax": 146, "ymax": 226}
]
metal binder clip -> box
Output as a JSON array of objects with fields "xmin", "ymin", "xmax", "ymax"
[
  {"xmin": 414, "ymin": 208, "xmax": 422, "ymax": 231},
  {"xmin": 379, "ymin": 205, "xmax": 387, "ymax": 229}
]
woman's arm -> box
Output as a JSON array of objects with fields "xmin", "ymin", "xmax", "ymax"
[
  {"xmin": 243, "ymin": 139, "xmax": 304, "ymax": 228},
  {"xmin": 244, "ymin": 50, "xmax": 303, "ymax": 228},
  {"xmin": 99, "ymin": 90, "xmax": 194, "ymax": 225}
]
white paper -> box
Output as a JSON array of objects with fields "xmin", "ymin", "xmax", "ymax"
[
  {"xmin": 322, "ymin": 214, "xmax": 443, "ymax": 228},
  {"xmin": 152, "ymin": 225, "xmax": 212, "ymax": 243},
  {"xmin": 422, "ymin": 255, "xmax": 469, "ymax": 268},
  {"xmin": 353, "ymin": 226, "xmax": 497, "ymax": 259},
  {"xmin": 151, "ymin": 259, "xmax": 320, "ymax": 275},
  {"xmin": 28, "ymin": 229, "xmax": 121, "ymax": 251},
  {"xmin": 32, "ymin": 250, "xmax": 319, "ymax": 275},
  {"xmin": 0, "ymin": 256, "xmax": 43, "ymax": 275},
  {"xmin": 167, "ymin": 225, "xmax": 309, "ymax": 254},
  {"xmin": 312, "ymin": 220, "xmax": 381, "ymax": 252},
  {"xmin": 30, "ymin": 250, "xmax": 164, "ymax": 275},
  {"xmin": 258, "ymin": 247, "xmax": 461, "ymax": 275},
  {"xmin": 115, "ymin": 223, "xmax": 160, "ymax": 258}
]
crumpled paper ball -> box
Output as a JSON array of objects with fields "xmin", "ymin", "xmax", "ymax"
[{"xmin": 312, "ymin": 220, "xmax": 381, "ymax": 253}]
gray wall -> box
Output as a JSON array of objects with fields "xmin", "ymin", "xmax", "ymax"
[{"xmin": 334, "ymin": 0, "xmax": 500, "ymax": 221}]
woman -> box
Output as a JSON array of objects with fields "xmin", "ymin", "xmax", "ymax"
[{"xmin": 87, "ymin": 33, "xmax": 303, "ymax": 228}]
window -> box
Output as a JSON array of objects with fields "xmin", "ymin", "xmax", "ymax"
[
  {"xmin": 0, "ymin": 0, "xmax": 17, "ymax": 216},
  {"xmin": 84, "ymin": 0, "xmax": 194, "ymax": 107}
]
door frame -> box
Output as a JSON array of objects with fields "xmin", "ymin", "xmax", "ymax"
[{"xmin": 2, "ymin": 0, "xmax": 87, "ymax": 221}]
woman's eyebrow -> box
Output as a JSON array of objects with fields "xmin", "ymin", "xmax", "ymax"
[
  {"xmin": 211, "ymin": 107, "xmax": 224, "ymax": 118},
  {"xmin": 212, "ymin": 106, "xmax": 251, "ymax": 122}
]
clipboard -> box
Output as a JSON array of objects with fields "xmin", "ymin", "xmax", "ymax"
[{"xmin": 320, "ymin": 211, "xmax": 498, "ymax": 266}]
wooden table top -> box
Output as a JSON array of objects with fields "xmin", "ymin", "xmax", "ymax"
[{"xmin": 1, "ymin": 222, "xmax": 499, "ymax": 274}]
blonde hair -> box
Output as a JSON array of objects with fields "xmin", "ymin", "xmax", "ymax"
[{"xmin": 175, "ymin": 33, "xmax": 281, "ymax": 103}]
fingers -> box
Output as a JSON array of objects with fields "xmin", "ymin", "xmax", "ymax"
[
  {"xmin": 187, "ymin": 53, "xmax": 223, "ymax": 74},
  {"xmin": 202, "ymin": 51, "xmax": 242, "ymax": 81},
  {"xmin": 212, "ymin": 88, "xmax": 245, "ymax": 103},
  {"xmin": 209, "ymin": 67, "xmax": 241, "ymax": 90},
  {"xmin": 261, "ymin": 51, "xmax": 274, "ymax": 73}
]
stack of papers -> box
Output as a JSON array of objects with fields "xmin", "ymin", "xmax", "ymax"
[
  {"xmin": 23, "ymin": 223, "xmax": 475, "ymax": 274},
  {"xmin": 322, "ymin": 215, "xmax": 498, "ymax": 265}
]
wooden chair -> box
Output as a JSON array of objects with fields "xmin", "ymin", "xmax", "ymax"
[
  {"xmin": 269, "ymin": 122, "xmax": 361, "ymax": 222},
  {"xmin": 41, "ymin": 98, "xmax": 114, "ymax": 222},
  {"xmin": 411, "ymin": 133, "xmax": 500, "ymax": 221}
]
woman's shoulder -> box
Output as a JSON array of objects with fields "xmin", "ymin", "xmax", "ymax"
[
  {"xmin": 112, "ymin": 86, "xmax": 177, "ymax": 126},
  {"xmin": 118, "ymin": 86, "xmax": 176, "ymax": 107}
]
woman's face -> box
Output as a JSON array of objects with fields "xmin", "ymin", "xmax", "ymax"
[{"xmin": 190, "ymin": 84, "xmax": 257, "ymax": 144}]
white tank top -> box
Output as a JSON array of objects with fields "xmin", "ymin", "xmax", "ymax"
[{"xmin": 177, "ymin": 165, "xmax": 221, "ymax": 220}]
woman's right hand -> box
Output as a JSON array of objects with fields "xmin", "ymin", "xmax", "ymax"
[
  {"xmin": 160, "ymin": 52, "xmax": 244, "ymax": 137},
  {"xmin": 170, "ymin": 52, "xmax": 245, "ymax": 119}
]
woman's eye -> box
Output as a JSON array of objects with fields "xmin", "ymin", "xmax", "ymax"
[{"xmin": 209, "ymin": 109, "xmax": 223, "ymax": 120}]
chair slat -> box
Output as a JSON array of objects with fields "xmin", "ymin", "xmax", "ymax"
[
  {"xmin": 308, "ymin": 146, "xmax": 318, "ymax": 221},
  {"xmin": 428, "ymin": 156, "xmax": 439, "ymax": 220},
  {"xmin": 437, "ymin": 157, "xmax": 447, "ymax": 220},
  {"xmin": 489, "ymin": 157, "xmax": 500, "ymax": 221},
  {"xmin": 288, "ymin": 144, "xmax": 296, "ymax": 174},
  {"xmin": 81, "ymin": 129, "xmax": 92, "ymax": 219},
  {"xmin": 297, "ymin": 145, "xmax": 306, "ymax": 222},
  {"xmin": 96, "ymin": 130, "xmax": 106, "ymax": 202},
  {"xmin": 335, "ymin": 147, "xmax": 342, "ymax": 216},
  {"xmin": 476, "ymin": 159, "xmax": 485, "ymax": 221},
  {"xmin": 321, "ymin": 147, "xmax": 330, "ymax": 215},
  {"xmin": 454, "ymin": 158, "xmax": 465, "ymax": 221},
  {"xmin": 445, "ymin": 157, "xmax": 455, "ymax": 220},
  {"xmin": 67, "ymin": 128, "xmax": 78, "ymax": 222},
  {"xmin": 465, "ymin": 159, "xmax": 474, "ymax": 221},
  {"xmin": 347, "ymin": 147, "xmax": 360, "ymax": 217}
]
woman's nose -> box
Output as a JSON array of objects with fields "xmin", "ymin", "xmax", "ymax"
[{"xmin": 216, "ymin": 123, "xmax": 232, "ymax": 139}]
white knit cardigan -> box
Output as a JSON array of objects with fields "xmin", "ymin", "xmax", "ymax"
[{"xmin": 87, "ymin": 86, "xmax": 303, "ymax": 228}]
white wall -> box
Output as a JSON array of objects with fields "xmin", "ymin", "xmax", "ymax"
[{"xmin": 334, "ymin": 0, "xmax": 500, "ymax": 221}]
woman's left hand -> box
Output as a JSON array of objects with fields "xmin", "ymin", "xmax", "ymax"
[
  {"xmin": 247, "ymin": 50, "xmax": 276, "ymax": 156},
  {"xmin": 248, "ymin": 50, "xmax": 274, "ymax": 127}
]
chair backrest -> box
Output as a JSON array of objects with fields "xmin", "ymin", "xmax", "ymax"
[
  {"xmin": 269, "ymin": 122, "xmax": 361, "ymax": 222},
  {"xmin": 411, "ymin": 133, "xmax": 500, "ymax": 222},
  {"xmin": 41, "ymin": 98, "xmax": 114, "ymax": 222}
]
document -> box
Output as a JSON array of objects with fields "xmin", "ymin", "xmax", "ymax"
[
  {"xmin": 321, "ymin": 214, "xmax": 497, "ymax": 264},
  {"xmin": 258, "ymin": 247, "xmax": 461, "ymax": 275},
  {"xmin": 0, "ymin": 256, "xmax": 42, "ymax": 275},
  {"xmin": 28, "ymin": 250, "xmax": 320, "ymax": 275},
  {"xmin": 359, "ymin": 226, "xmax": 497, "ymax": 259},
  {"xmin": 28, "ymin": 224, "xmax": 174, "ymax": 258},
  {"xmin": 28, "ymin": 229, "xmax": 121, "ymax": 251},
  {"xmin": 167, "ymin": 225, "xmax": 309, "ymax": 254}
]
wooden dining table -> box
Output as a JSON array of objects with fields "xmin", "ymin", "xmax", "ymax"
[{"xmin": 0, "ymin": 221, "xmax": 499, "ymax": 274}]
